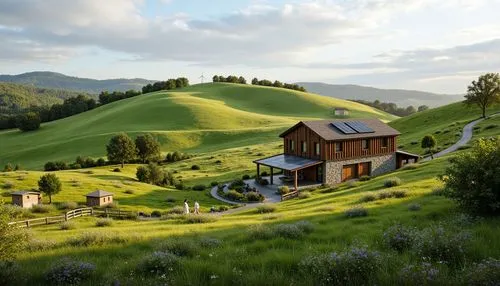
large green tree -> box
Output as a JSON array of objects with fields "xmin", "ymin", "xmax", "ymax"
[
  {"xmin": 0, "ymin": 201, "xmax": 28, "ymax": 260},
  {"xmin": 421, "ymin": 134, "xmax": 437, "ymax": 159},
  {"xmin": 106, "ymin": 133, "xmax": 136, "ymax": 168},
  {"xmin": 38, "ymin": 173, "xmax": 62, "ymax": 204},
  {"xmin": 16, "ymin": 112, "xmax": 41, "ymax": 132},
  {"xmin": 441, "ymin": 137, "xmax": 500, "ymax": 215},
  {"xmin": 465, "ymin": 73, "xmax": 500, "ymax": 118},
  {"xmin": 135, "ymin": 134, "xmax": 161, "ymax": 163}
]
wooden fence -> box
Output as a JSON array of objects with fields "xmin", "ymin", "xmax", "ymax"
[
  {"xmin": 281, "ymin": 191, "xmax": 299, "ymax": 201},
  {"xmin": 8, "ymin": 207, "xmax": 142, "ymax": 228}
]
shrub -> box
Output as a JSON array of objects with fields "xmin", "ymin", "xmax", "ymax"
[
  {"xmin": 347, "ymin": 180, "xmax": 358, "ymax": 188},
  {"xmin": 383, "ymin": 224, "xmax": 416, "ymax": 252},
  {"xmin": 105, "ymin": 202, "xmax": 119, "ymax": 209},
  {"xmin": 175, "ymin": 183, "xmax": 185, "ymax": 190},
  {"xmin": 295, "ymin": 220, "xmax": 315, "ymax": 234},
  {"xmin": 59, "ymin": 221, "xmax": 76, "ymax": 230},
  {"xmin": 124, "ymin": 189, "xmax": 135, "ymax": 194},
  {"xmin": 485, "ymin": 124, "xmax": 498, "ymax": 130},
  {"xmin": 184, "ymin": 214, "xmax": 217, "ymax": 224},
  {"xmin": 242, "ymin": 174, "xmax": 250, "ymax": 180},
  {"xmin": 344, "ymin": 207, "xmax": 368, "ymax": 218},
  {"xmin": 358, "ymin": 194, "xmax": 377, "ymax": 203},
  {"xmin": 210, "ymin": 181, "xmax": 219, "ymax": 187},
  {"xmin": 57, "ymin": 201, "xmax": 78, "ymax": 210},
  {"xmin": 0, "ymin": 261, "xmax": 22, "ymax": 285},
  {"xmin": 2, "ymin": 163, "xmax": 13, "ymax": 172},
  {"xmin": 246, "ymin": 191, "xmax": 264, "ymax": 202},
  {"xmin": 31, "ymin": 204, "xmax": 56, "ymax": 213},
  {"xmin": 273, "ymin": 223, "xmax": 304, "ymax": 239},
  {"xmin": 112, "ymin": 168, "xmax": 121, "ymax": 172},
  {"xmin": 384, "ymin": 177, "xmax": 402, "ymax": 187},
  {"xmin": 151, "ymin": 210, "xmax": 162, "ymax": 218},
  {"xmin": 199, "ymin": 237, "xmax": 222, "ymax": 248},
  {"xmin": 66, "ymin": 232, "xmax": 130, "ymax": 247},
  {"xmin": 398, "ymin": 262, "xmax": 441, "ymax": 286},
  {"xmin": 434, "ymin": 130, "xmax": 442, "ymax": 134},
  {"xmin": 256, "ymin": 204, "xmax": 276, "ymax": 214},
  {"xmin": 298, "ymin": 191, "xmax": 311, "ymax": 199},
  {"xmin": 95, "ymin": 218, "xmax": 113, "ymax": 227},
  {"xmin": 258, "ymin": 178, "xmax": 269, "ymax": 185},
  {"xmin": 192, "ymin": 184, "xmax": 206, "ymax": 191},
  {"xmin": 408, "ymin": 203, "xmax": 422, "ymax": 211},
  {"xmin": 168, "ymin": 206, "xmax": 185, "ymax": 214},
  {"xmin": 391, "ymin": 190, "xmax": 408, "ymax": 198},
  {"xmin": 218, "ymin": 205, "xmax": 229, "ymax": 212},
  {"xmin": 226, "ymin": 190, "xmax": 244, "ymax": 201},
  {"xmin": 17, "ymin": 112, "xmax": 41, "ymax": 132},
  {"xmin": 2, "ymin": 181, "xmax": 14, "ymax": 189},
  {"xmin": 411, "ymin": 141, "xmax": 418, "ymax": 145},
  {"xmin": 45, "ymin": 258, "xmax": 96, "ymax": 285},
  {"xmin": 359, "ymin": 175, "xmax": 371, "ymax": 181},
  {"xmin": 413, "ymin": 225, "xmax": 471, "ymax": 264},
  {"xmin": 299, "ymin": 246, "xmax": 380, "ymax": 285},
  {"xmin": 26, "ymin": 238, "xmax": 58, "ymax": 251},
  {"xmin": 96, "ymin": 158, "xmax": 106, "ymax": 166},
  {"xmin": 248, "ymin": 225, "xmax": 274, "ymax": 240},
  {"xmin": 191, "ymin": 165, "xmax": 200, "ymax": 170},
  {"xmin": 441, "ymin": 138, "xmax": 500, "ymax": 215},
  {"xmin": 465, "ymin": 258, "xmax": 500, "ymax": 286},
  {"xmin": 261, "ymin": 171, "xmax": 268, "ymax": 176},
  {"xmin": 165, "ymin": 196, "xmax": 176, "ymax": 203},
  {"xmin": 158, "ymin": 239, "xmax": 199, "ymax": 257},
  {"xmin": 137, "ymin": 251, "xmax": 179, "ymax": 277}
]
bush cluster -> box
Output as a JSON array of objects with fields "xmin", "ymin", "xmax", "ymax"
[
  {"xmin": 59, "ymin": 221, "xmax": 76, "ymax": 230},
  {"xmin": 192, "ymin": 184, "xmax": 206, "ymax": 191},
  {"xmin": 31, "ymin": 204, "xmax": 56, "ymax": 213},
  {"xmin": 158, "ymin": 239, "xmax": 199, "ymax": 257},
  {"xmin": 384, "ymin": 177, "xmax": 402, "ymax": 187},
  {"xmin": 465, "ymin": 257, "xmax": 500, "ymax": 285},
  {"xmin": 278, "ymin": 186, "xmax": 290, "ymax": 195},
  {"xmin": 344, "ymin": 207, "xmax": 368, "ymax": 218},
  {"xmin": 136, "ymin": 163, "xmax": 176, "ymax": 187},
  {"xmin": 66, "ymin": 232, "xmax": 131, "ymax": 247},
  {"xmin": 45, "ymin": 258, "xmax": 96, "ymax": 285},
  {"xmin": 298, "ymin": 191, "xmax": 311, "ymax": 199},
  {"xmin": 383, "ymin": 224, "xmax": 417, "ymax": 252},
  {"xmin": 299, "ymin": 246, "xmax": 381, "ymax": 285},
  {"xmin": 95, "ymin": 218, "xmax": 113, "ymax": 227},
  {"xmin": 256, "ymin": 204, "xmax": 276, "ymax": 214},
  {"xmin": 248, "ymin": 220, "xmax": 314, "ymax": 240},
  {"xmin": 398, "ymin": 262, "xmax": 441, "ymax": 286},
  {"xmin": 0, "ymin": 261, "xmax": 22, "ymax": 285},
  {"xmin": 165, "ymin": 151, "xmax": 190, "ymax": 162},
  {"xmin": 183, "ymin": 214, "xmax": 218, "ymax": 224},
  {"xmin": 137, "ymin": 251, "xmax": 179, "ymax": 277},
  {"xmin": 142, "ymin": 77, "xmax": 189, "ymax": 94},
  {"xmin": 250, "ymin": 77, "xmax": 307, "ymax": 92}
]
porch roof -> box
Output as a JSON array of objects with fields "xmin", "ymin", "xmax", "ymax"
[
  {"xmin": 396, "ymin": 150, "xmax": 421, "ymax": 159},
  {"xmin": 253, "ymin": 154, "xmax": 323, "ymax": 171}
]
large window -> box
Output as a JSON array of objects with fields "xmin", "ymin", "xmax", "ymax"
[
  {"xmin": 382, "ymin": 137, "xmax": 388, "ymax": 148},
  {"xmin": 290, "ymin": 140, "xmax": 295, "ymax": 152},
  {"xmin": 362, "ymin": 139, "xmax": 369, "ymax": 150},
  {"xmin": 335, "ymin": 142, "xmax": 343, "ymax": 152},
  {"xmin": 301, "ymin": 141, "xmax": 307, "ymax": 153},
  {"xmin": 315, "ymin": 143, "xmax": 320, "ymax": 155}
]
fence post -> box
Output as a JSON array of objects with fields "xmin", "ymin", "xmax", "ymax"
[
  {"xmin": 65, "ymin": 212, "xmax": 68, "ymax": 221},
  {"xmin": 90, "ymin": 208, "xmax": 93, "ymax": 216},
  {"xmin": 45, "ymin": 217, "xmax": 49, "ymax": 225},
  {"xmin": 26, "ymin": 220, "xmax": 29, "ymax": 228}
]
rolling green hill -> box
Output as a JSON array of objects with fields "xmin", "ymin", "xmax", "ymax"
[
  {"xmin": 0, "ymin": 82, "xmax": 92, "ymax": 114},
  {"xmin": 0, "ymin": 71, "xmax": 155, "ymax": 94},
  {"xmin": 0, "ymin": 83, "xmax": 396, "ymax": 170}
]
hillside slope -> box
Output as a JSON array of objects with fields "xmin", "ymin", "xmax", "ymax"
[
  {"xmin": 390, "ymin": 101, "xmax": 500, "ymax": 155},
  {"xmin": 0, "ymin": 71, "xmax": 155, "ymax": 94},
  {"xmin": 297, "ymin": 82, "xmax": 462, "ymax": 107},
  {"xmin": 0, "ymin": 83, "xmax": 396, "ymax": 169},
  {"xmin": 0, "ymin": 82, "xmax": 92, "ymax": 114}
]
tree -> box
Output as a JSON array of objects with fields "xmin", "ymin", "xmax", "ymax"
[
  {"xmin": 251, "ymin": 78, "xmax": 259, "ymax": 85},
  {"xmin": 421, "ymin": 135, "xmax": 437, "ymax": 159},
  {"xmin": 0, "ymin": 201, "xmax": 28, "ymax": 260},
  {"xmin": 136, "ymin": 165, "xmax": 150, "ymax": 183},
  {"xmin": 135, "ymin": 134, "xmax": 161, "ymax": 163},
  {"xmin": 106, "ymin": 133, "xmax": 136, "ymax": 168},
  {"xmin": 16, "ymin": 112, "xmax": 40, "ymax": 131},
  {"xmin": 2, "ymin": 163, "xmax": 13, "ymax": 172},
  {"xmin": 273, "ymin": 80, "xmax": 283, "ymax": 88},
  {"xmin": 238, "ymin": 76, "xmax": 247, "ymax": 84},
  {"xmin": 405, "ymin": 106, "xmax": 416, "ymax": 115},
  {"xmin": 441, "ymin": 137, "xmax": 500, "ymax": 215},
  {"xmin": 212, "ymin": 75, "xmax": 220, "ymax": 82},
  {"xmin": 38, "ymin": 173, "xmax": 62, "ymax": 204},
  {"xmin": 465, "ymin": 73, "xmax": 500, "ymax": 118},
  {"xmin": 418, "ymin": 105, "xmax": 429, "ymax": 112}
]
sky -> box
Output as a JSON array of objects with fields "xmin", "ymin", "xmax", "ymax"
[{"xmin": 0, "ymin": 0, "xmax": 499, "ymax": 94}]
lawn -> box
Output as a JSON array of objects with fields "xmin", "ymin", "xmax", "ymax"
[{"xmin": 5, "ymin": 153, "xmax": 500, "ymax": 285}]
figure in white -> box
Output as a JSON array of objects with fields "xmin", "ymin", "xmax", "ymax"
[
  {"xmin": 184, "ymin": 199, "xmax": 190, "ymax": 214},
  {"xmin": 194, "ymin": 201, "xmax": 200, "ymax": 214}
]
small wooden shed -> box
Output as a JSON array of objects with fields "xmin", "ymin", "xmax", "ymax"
[
  {"xmin": 12, "ymin": 191, "xmax": 42, "ymax": 208},
  {"xmin": 86, "ymin": 190, "xmax": 114, "ymax": 207},
  {"xmin": 334, "ymin": 108, "xmax": 349, "ymax": 116}
]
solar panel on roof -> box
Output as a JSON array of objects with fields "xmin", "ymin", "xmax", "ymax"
[
  {"xmin": 331, "ymin": 122, "xmax": 357, "ymax": 134},
  {"xmin": 345, "ymin": 121, "xmax": 374, "ymax": 133}
]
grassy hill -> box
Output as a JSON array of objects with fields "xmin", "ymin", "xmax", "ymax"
[
  {"xmin": 389, "ymin": 101, "xmax": 500, "ymax": 155},
  {"xmin": 0, "ymin": 82, "xmax": 92, "ymax": 114},
  {"xmin": 0, "ymin": 83, "xmax": 396, "ymax": 170},
  {"xmin": 297, "ymin": 82, "xmax": 462, "ymax": 107},
  {"xmin": 0, "ymin": 71, "xmax": 155, "ymax": 94}
]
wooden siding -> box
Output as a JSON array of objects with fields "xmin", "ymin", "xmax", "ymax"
[{"xmin": 283, "ymin": 123, "xmax": 397, "ymax": 161}]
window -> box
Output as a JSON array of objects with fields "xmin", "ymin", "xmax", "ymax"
[
  {"xmin": 290, "ymin": 140, "xmax": 295, "ymax": 152},
  {"xmin": 103, "ymin": 197, "xmax": 106, "ymax": 202},
  {"xmin": 382, "ymin": 137, "xmax": 388, "ymax": 148},
  {"xmin": 335, "ymin": 142, "xmax": 343, "ymax": 152},
  {"xmin": 301, "ymin": 141, "xmax": 307, "ymax": 153},
  {"xmin": 315, "ymin": 143, "xmax": 320, "ymax": 155},
  {"xmin": 362, "ymin": 139, "xmax": 369, "ymax": 150}
]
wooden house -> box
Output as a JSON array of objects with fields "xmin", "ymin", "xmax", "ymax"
[
  {"xmin": 86, "ymin": 190, "xmax": 114, "ymax": 207},
  {"xmin": 11, "ymin": 191, "xmax": 42, "ymax": 208},
  {"xmin": 334, "ymin": 108, "xmax": 349, "ymax": 116},
  {"xmin": 254, "ymin": 119, "xmax": 419, "ymax": 191}
]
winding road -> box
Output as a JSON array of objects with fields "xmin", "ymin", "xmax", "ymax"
[{"xmin": 423, "ymin": 112, "xmax": 500, "ymax": 161}]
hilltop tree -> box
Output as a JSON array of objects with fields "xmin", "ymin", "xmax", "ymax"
[
  {"xmin": 251, "ymin": 78, "xmax": 258, "ymax": 85},
  {"xmin": 106, "ymin": 133, "xmax": 136, "ymax": 168},
  {"xmin": 135, "ymin": 134, "xmax": 161, "ymax": 163},
  {"xmin": 418, "ymin": 105, "xmax": 429, "ymax": 112},
  {"xmin": 16, "ymin": 112, "xmax": 40, "ymax": 131},
  {"xmin": 421, "ymin": 134, "xmax": 437, "ymax": 159},
  {"xmin": 212, "ymin": 75, "xmax": 220, "ymax": 82},
  {"xmin": 465, "ymin": 73, "xmax": 500, "ymax": 118},
  {"xmin": 38, "ymin": 173, "xmax": 62, "ymax": 204},
  {"xmin": 238, "ymin": 76, "xmax": 247, "ymax": 84},
  {"xmin": 441, "ymin": 137, "xmax": 500, "ymax": 215}
]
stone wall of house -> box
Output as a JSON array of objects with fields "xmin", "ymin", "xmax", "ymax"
[{"xmin": 324, "ymin": 154, "xmax": 396, "ymax": 185}]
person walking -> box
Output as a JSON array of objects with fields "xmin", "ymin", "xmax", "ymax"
[
  {"xmin": 194, "ymin": 201, "xmax": 200, "ymax": 214},
  {"xmin": 184, "ymin": 199, "xmax": 190, "ymax": 214}
]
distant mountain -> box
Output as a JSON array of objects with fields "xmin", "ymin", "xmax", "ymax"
[
  {"xmin": 295, "ymin": 82, "xmax": 463, "ymax": 107},
  {"xmin": 0, "ymin": 71, "xmax": 155, "ymax": 94},
  {"xmin": 0, "ymin": 82, "xmax": 92, "ymax": 114}
]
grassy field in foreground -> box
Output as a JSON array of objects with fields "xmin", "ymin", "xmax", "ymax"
[
  {"xmin": 389, "ymin": 102, "xmax": 500, "ymax": 155},
  {"xmin": 0, "ymin": 83, "xmax": 396, "ymax": 170},
  {"xmin": 7, "ymin": 154, "xmax": 500, "ymax": 285}
]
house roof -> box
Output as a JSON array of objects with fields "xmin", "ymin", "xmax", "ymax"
[
  {"xmin": 334, "ymin": 107, "xmax": 349, "ymax": 111},
  {"xmin": 86, "ymin": 190, "xmax": 113, "ymax": 198},
  {"xmin": 253, "ymin": 154, "xmax": 323, "ymax": 171},
  {"xmin": 11, "ymin": 191, "xmax": 40, "ymax": 196},
  {"xmin": 396, "ymin": 150, "xmax": 421, "ymax": 159},
  {"xmin": 280, "ymin": 119, "xmax": 400, "ymax": 140}
]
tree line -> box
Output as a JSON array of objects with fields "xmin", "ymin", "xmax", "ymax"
[
  {"xmin": 352, "ymin": 99, "xmax": 428, "ymax": 117},
  {"xmin": 212, "ymin": 75, "xmax": 307, "ymax": 92},
  {"xmin": 0, "ymin": 78, "xmax": 189, "ymax": 131}
]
